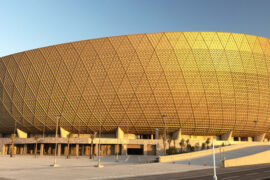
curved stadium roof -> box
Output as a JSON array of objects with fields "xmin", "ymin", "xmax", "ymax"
[{"xmin": 0, "ymin": 32, "xmax": 270, "ymax": 137}]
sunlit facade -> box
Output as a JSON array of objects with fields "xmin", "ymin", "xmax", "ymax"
[{"xmin": 1, "ymin": 32, "xmax": 270, "ymax": 138}]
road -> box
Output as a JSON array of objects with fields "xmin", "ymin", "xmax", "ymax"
[{"xmin": 115, "ymin": 164, "xmax": 270, "ymax": 180}]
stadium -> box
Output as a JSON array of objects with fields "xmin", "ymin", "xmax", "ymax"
[{"xmin": 0, "ymin": 32, "xmax": 270, "ymax": 156}]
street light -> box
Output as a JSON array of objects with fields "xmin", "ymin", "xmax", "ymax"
[
  {"xmin": 126, "ymin": 122, "xmax": 129, "ymax": 158},
  {"xmin": 51, "ymin": 114, "xmax": 61, "ymax": 167},
  {"xmin": 96, "ymin": 122, "xmax": 104, "ymax": 168},
  {"xmin": 155, "ymin": 128, "xmax": 159, "ymax": 156},
  {"xmin": 162, "ymin": 115, "xmax": 168, "ymax": 155},
  {"xmin": 212, "ymin": 141, "xmax": 217, "ymax": 180},
  {"xmin": 116, "ymin": 137, "xmax": 119, "ymax": 162},
  {"xmin": 253, "ymin": 120, "xmax": 259, "ymax": 142}
]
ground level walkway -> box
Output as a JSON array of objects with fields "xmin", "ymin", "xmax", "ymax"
[
  {"xmin": 176, "ymin": 145, "xmax": 270, "ymax": 167},
  {"xmin": 0, "ymin": 155, "xmax": 210, "ymax": 180}
]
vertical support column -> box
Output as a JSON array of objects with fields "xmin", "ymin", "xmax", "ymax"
[
  {"xmin": 76, "ymin": 144, "xmax": 79, "ymax": 157},
  {"xmin": 0, "ymin": 144, "xmax": 2, "ymax": 155},
  {"xmin": 115, "ymin": 144, "xmax": 119, "ymax": 155},
  {"xmin": 64, "ymin": 145, "xmax": 68, "ymax": 156},
  {"xmin": 121, "ymin": 144, "xmax": 127, "ymax": 155},
  {"xmin": 81, "ymin": 145, "xmax": 85, "ymax": 156},
  {"xmin": 19, "ymin": 146, "xmax": 24, "ymax": 155},
  {"xmin": 14, "ymin": 145, "xmax": 17, "ymax": 155},
  {"xmin": 84, "ymin": 145, "xmax": 89, "ymax": 156},
  {"xmin": 40, "ymin": 144, "xmax": 44, "ymax": 156},
  {"xmin": 2, "ymin": 144, "xmax": 6, "ymax": 155},
  {"xmin": 48, "ymin": 145, "xmax": 52, "ymax": 155},
  {"xmin": 143, "ymin": 144, "xmax": 147, "ymax": 156},
  {"xmin": 57, "ymin": 144, "xmax": 61, "ymax": 156},
  {"xmin": 23, "ymin": 144, "xmax": 27, "ymax": 155}
]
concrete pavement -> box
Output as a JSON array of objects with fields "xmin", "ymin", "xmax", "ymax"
[
  {"xmin": 175, "ymin": 145, "xmax": 270, "ymax": 167},
  {"xmin": 0, "ymin": 155, "xmax": 210, "ymax": 180}
]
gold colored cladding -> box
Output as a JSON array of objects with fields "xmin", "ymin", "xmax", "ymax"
[{"xmin": 0, "ymin": 32, "xmax": 270, "ymax": 136}]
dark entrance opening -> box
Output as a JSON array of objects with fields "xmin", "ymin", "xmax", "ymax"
[
  {"xmin": 127, "ymin": 148, "xmax": 143, "ymax": 155},
  {"xmin": 127, "ymin": 144, "xmax": 143, "ymax": 155}
]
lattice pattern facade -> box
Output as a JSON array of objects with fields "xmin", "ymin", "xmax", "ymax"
[{"xmin": 1, "ymin": 32, "xmax": 270, "ymax": 137}]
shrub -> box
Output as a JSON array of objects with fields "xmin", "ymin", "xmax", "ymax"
[
  {"xmin": 167, "ymin": 147, "xmax": 177, "ymax": 155},
  {"xmin": 202, "ymin": 142, "xmax": 206, "ymax": 150}
]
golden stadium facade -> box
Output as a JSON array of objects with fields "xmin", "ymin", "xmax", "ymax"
[{"xmin": 1, "ymin": 32, "xmax": 270, "ymax": 138}]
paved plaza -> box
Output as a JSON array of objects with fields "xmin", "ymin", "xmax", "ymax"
[
  {"xmin": 176, "ymin": 145, "xmax": 270, "ymax": 167},
  {"xmin": 0, "ymin": 155, "xmax": 210, "ymax": 180}
]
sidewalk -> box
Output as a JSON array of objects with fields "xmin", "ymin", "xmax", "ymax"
[{"xmin": 0, "ymin": 155, "xmax": 210, "ymax": 180}]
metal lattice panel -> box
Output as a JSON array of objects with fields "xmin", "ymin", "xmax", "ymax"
[{"xmin": 0, "ymin": 32, "xmax": 270, "ymax": 137}]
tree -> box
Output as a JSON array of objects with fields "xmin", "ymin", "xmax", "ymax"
[
  {"xmin": 186, "ymin": 139, "xmax": 191, "ymax": 152},
  {"xmin": 167, "ymin": 147, "xmax": 177, "ymax": 155},
  {"xmin": 66, "ymin": 133, "xmax": 72, "ymax": 159},
  {"xmin": 90, "ymin": 132, "xmax": 97, "ymax": 159},
  {"xmin": 195, "ymin": 142, "xmax": 200, "ymax": 151},
  {"xmin": 34, "ymin": 136, "xmax": 39, "ymax": 159},
  {"xmin": 202, "ymin": 142, "xmax": 206, "ymax": 150},
  {"xmin": 10, "ymin": 134, "xmax": 16, "ymax": 158},
  {"xmin": 205, "ymin": 138, "xmax": 211, "ymax": 149},
  {"xmin": 180, "ymin": 138, "xmax": 186, "ymax": 153},
  {"xmin": 162, "ymin": 128, "xmax": 167, "ymax": 155}
]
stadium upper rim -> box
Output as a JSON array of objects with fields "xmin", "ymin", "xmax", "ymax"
[{"xmin": 1, "ymin": 31, "xmax": 269, "ymax": 58}]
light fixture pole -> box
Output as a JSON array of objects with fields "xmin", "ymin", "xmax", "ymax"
[
  {"xmin": 162, "ymin": 115, "xmax": 167, "ymax": 155},
  {"xmin": 126, "ymin": 122, "xmax": 129, "ymax": 158},
  {"xmin": 212, "ymin": 141, "xmax": 217, "ymax": 180},
  {"xmin": 52, "ymin": 114, "xmax": 60, "ymax": 167},
  {"xmin": 253, "ymin": 120, "xmax": 259, "ymax": 141},
  {"xmin": 116, "ymin": 138, "xmax": 119, "ymax": 162},
  {"xmin": 155, "ymin": 128, "xmax": 159, "ymax": 156},
  {"xmin": 96, "ymin": 122, "xmax": 103, "ymax": 168}
]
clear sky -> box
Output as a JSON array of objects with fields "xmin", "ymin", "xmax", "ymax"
[{"xmin": 1, "ymin": 0, "xmax": 270, "ymax": 57}]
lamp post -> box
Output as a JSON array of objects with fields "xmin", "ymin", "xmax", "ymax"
[
  {"xmin": 96, "ymin": 122, "xmax": 103, "ymax": 168},
  {"xmin": 126, "ymin": 122, "xmax": 129, "ymax": 158},
  {"xmin": 116, "ymin": 137, "xmax": 119, "ymax": 162},
  {"xmin": 212, "ymin": 141, "xmax": 217, "ymax": 180},
  {"xmin": 51, "ymin": 114, "xmax": 60, "ymax": 167},
  {"xmin": 162, "ymin": 115, "xmax": 167, "ymax": 155},
  {"xmin": 253, "ymin": 120, "xmax": 258, "ymax": 141},
  {"xmin": 155, "ymin": 128, "xmax": 159, "ymax": 156}
]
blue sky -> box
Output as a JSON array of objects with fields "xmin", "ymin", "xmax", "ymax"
[{"xmin": 1, "ymin": 0, "xmax": 270, "ymax": 57}]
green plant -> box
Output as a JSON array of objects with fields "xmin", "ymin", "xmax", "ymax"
[
  {"xmin": 162, "ymin": 128, "xmax": 167, "ymax": 155},
  {"xmin": 179, "ymin": 138, "xmax": 186, "ymax": 153},
  {"xmin": 90, "ymin": 132, "xmax": 97, "ymax": 159},
  {"xmin": 34, "ymin": 136, "xmax": 39, "ymax": 159},
  {"xmin": 167, "ymin": 147, "xmax": 177, "ymax": 155},
  {"xmin": 10, "ymin": 134, "xmax": 16, "ymax": 158},
  {"xmin": 195, "ymin": 142, "xmax": 200, "ymax": 151},
  {"xmin": 186, "ymin": 139, "xmax": 191, "ymax": 152},
  {"xmin": 66, "ymin": 133, "xmax": 72, "ymax": 159},
  {"xmin": 205, "ymin": 138, "xmax": 211, "ymax": 149},
  {"xmin": 186, "ymin": 144, "xmax": 192, "ymax": 152},
  {"xmin": 202, "ymin": 142, "xmax": 206, "ymax": 150}
]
